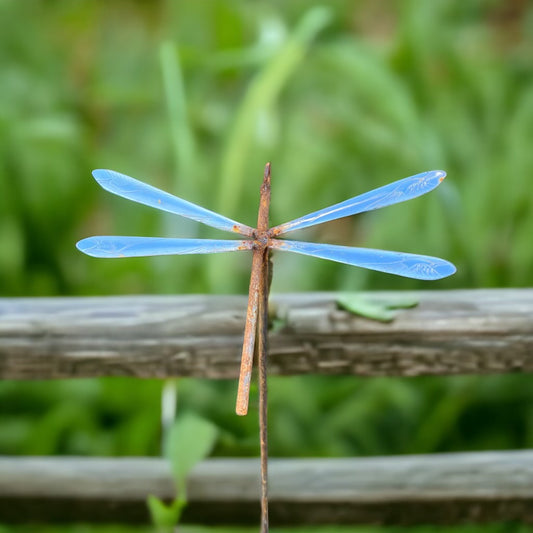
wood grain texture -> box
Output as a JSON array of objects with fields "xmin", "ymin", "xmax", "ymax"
[
  {"xmin": 2, "ymin": 452, "xmax": 533, "ymax": 524},
  {"xmin": 1, "ymin": 289, "xmax": 533, "ymax": 379}
]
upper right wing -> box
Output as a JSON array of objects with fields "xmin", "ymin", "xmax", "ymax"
[{"xmin": 270, "ymin": 170, "xmax": 446, "ymax": 235}]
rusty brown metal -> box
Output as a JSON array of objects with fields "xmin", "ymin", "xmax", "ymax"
[
  {"xmin": 235, "ymin": 247, "xmax": 263, "ymax": 416},
  {"xmin": 233, "ymin": 162, "xmax": 273, "ymax": 530},
  {"xmin": 257, "ymin": 162, "xmax": 271, "ymax": 234},
  {"xmin": 258, "ymin": 163, "xmax": 272, "ymax": 533},
  {"xmin": 235, "ymin": 163, "xmax": 272, "ymax": 417},
  {"xmin": 257, "ymin": 247, "xmax": 271, "ymax": 533}
]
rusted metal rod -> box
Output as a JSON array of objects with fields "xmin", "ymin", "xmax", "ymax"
[
  {"xmin": 235, "ymin": 163, "xmax": 271, "ymax": 416},
  {"xmin": 235, "ymin": 247, "xmax": 263, "ymax": 415},
  {"xmin": 258, "ymin": 249, "xmax": 270, "ymax": 533}
]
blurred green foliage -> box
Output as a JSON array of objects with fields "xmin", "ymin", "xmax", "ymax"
[
  {"xmin": 2, "ymin": 526, "xmax": 533, "ymax": 533},
  {"xmin": 1, "ymin": 0, "xmax": 533, "ymax": 530},
  {"xmin": 3, "ymin": 526, "xmax": 533, "ymax": 533}
]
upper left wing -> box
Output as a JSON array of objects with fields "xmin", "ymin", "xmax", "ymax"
[{"xmin": 92, "ymin": 169, "xmax": 254, "ymax": 237}]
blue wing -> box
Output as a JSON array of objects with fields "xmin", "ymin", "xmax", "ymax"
[
  {"xmin": 271, "ymin": 170, "xmax": 446, "ymax": 235},
  {"xmin": 271, "ymin": 239, "xmax": 456, "ymax": 280},
  {"xmin": 77, "ymin": 237, "xmax": 252, "ymax": 258},
  {"xmin": 92, "ymin": 169, "xmax": 254, "ymax": 237}
]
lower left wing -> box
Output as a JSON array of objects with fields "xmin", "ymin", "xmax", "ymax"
[{"xmin": 76, "ymin": 236, "xmax": 252, "ymax": 258}]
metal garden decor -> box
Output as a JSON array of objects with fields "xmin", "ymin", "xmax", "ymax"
[{"xmin": 77, "ymin": 164, "xmax": 456, "ymax": 531}]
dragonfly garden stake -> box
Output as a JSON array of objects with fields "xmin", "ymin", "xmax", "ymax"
[{"xmin": 77, "ymin": 163, "xmax": 456, "ymax": 531}]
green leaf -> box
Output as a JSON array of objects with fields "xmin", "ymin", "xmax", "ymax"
[
  {"xmin": 147, "ymin": 494, "xmax": 185, "ymax": 530},
  {"xmin": 164, "ymin": 413, "xmax": 218, "ymax": 496},
  {"xmin": 268, "ymin": 301, "xmax": 288, "ymax": 333},
  {"xmin": 336, "ymin": 293, "xmax": 419, "ymax": 322}
]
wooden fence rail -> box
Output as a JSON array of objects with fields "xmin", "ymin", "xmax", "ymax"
[
  {"xmin": 1, "ymin": 289, "xmax": 533, "ymax": 380},
  {"xmin": 1, "ymin": 288, "xmax": 533, "ymax": 525},
  {"xmin": 2, "ymin": 452, "xmax": 533, "ymax": 525}
]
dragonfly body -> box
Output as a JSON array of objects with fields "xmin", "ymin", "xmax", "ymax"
[{"xmin": 77, "ymin": 165, "xmax": 456, "ymax": 414}]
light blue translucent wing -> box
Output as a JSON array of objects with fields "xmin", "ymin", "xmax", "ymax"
[
  {"xmin": 76, "ymin": 236, "xmax": 252, "ymax": 258},
  {"xmin": 92, "ymin": 169, "xmax": 254, "ymax": 236},
  {"xmin": 271, "ymin": 239, "xmax": 456, "ymax": 280},
  {"xmin": 271, "ymin": 170, "xmax": 446, "ymax": 235}
]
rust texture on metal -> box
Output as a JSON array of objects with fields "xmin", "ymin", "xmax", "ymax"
[
  {"xmin": 258, "ymin": 249, "xmax": 271, "ymax": 533},
  {"xmin": 235, "ymin": 162, "xmax": 272, "ymax": 417},
  {"xmin": 231, "ymin": 223, "xmax": 255, "ymax": 237},
  {"xmin": 235, "ymin": 247, "xmax": 264, "ymax": 416},
  {"xmin": 257, "ymin": 162, "xmax": 271, "ymax": 234},
  {"xmin": 234, "ymin": 163, "xmax": 273, "ymax": 530}
]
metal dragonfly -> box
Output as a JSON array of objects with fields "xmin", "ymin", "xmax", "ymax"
[{"xmin": 77, "ymin": 163, "xmax": 456, "ymax": 415}]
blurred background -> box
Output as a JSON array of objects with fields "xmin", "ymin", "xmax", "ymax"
[{"xmin": 1, "ymin": 0, "xmax": 533, "ymax": 531}]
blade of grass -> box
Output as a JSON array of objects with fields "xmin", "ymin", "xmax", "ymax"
[
  {"xmin": 217, "ymin": 6, "xmax": 332, "ymax": 218},
  {"xmin": 207, "ymin": 7, "xmax": 331, "ymax": 294},
  {"xmin": 158, "ymin": 41, "xmax": 201, "ymax": 293},
  {"xmin": 159, "ymin": 41, "xmax": 197, "ymax": 197}
]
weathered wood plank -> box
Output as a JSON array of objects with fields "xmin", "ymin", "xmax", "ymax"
[
  {"xmin": 1, "ymin": 452, "xmax": 533, "ymax": 524},
  {"xmin": 1, "ymin": 289, "xmax": 533, "ymax": 379}
]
